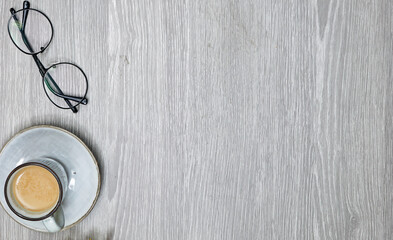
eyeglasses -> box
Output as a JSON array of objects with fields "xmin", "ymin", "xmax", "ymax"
[{"xmin": 7, "ymin": 1, "xmax": 88, "ymax": 113}]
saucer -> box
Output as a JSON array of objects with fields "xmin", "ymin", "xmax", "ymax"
[{"xmin": 0, "ymin": 125, "xmax": 100, "ymax": 232}]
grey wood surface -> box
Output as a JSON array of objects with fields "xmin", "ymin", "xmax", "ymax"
[{"xmin": 0, "ymin": 0, "xmax": 392, "ymax": 239}]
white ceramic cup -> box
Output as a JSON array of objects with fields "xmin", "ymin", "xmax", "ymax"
[{"xmin": 4, "ymin": 158, "xmax": 68, "ymax": 232}]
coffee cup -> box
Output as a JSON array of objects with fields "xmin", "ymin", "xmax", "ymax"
[{"xmin": 4, "ymin": 158, "xmax": 68, "ymax": 232}]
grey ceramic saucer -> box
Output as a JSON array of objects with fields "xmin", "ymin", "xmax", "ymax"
[{"xmin": 0, "ymin": 125, "xmax": 100, "ymax": 232}]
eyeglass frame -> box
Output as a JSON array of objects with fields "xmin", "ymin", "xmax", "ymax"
[{"xmin": 7, "ymin": 1, "xmax": 88, "ymax": 113}]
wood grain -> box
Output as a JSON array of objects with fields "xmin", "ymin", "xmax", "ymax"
[{"xmin": 0, "ymin": 0, "xmax": 392, "ymax": 239}]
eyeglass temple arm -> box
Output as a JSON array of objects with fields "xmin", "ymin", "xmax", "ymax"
[
  {"xmin": 9, "ymin": 8, "xmax": 45, "ymax": 75},
  {"xmin": 30, "ymin": 52, "xmax": 86, "ymax": 104},
  {"xmin": 21, "ymin": 1, "xmax": 29, "ymax": 32},
  {"xmin": 10, "ymin": 7, "xmax": 87, "ymax": 111}
]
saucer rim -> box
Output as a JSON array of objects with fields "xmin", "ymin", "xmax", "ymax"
[{"xmin": 0, "ymin": 124, "xmax": 101, "ymax": 232}]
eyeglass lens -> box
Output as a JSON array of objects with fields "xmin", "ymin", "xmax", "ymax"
[{"xmin": 8, "ymin": 9, "xmax": 52, "ymax": 55}]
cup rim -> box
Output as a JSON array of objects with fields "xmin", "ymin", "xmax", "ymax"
[{"xmin": 4, "ymin": 162, "xmax": 63, "ymax": 221}]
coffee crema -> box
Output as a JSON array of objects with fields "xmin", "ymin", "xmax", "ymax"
[{"xmin": 11, "ymin": 165, "xmax": 59, "ymax": 212}]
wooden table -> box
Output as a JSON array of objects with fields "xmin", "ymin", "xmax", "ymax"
[{"xmin": 0, "ymin": 0, "xmax": 392, "ymax": 239}]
